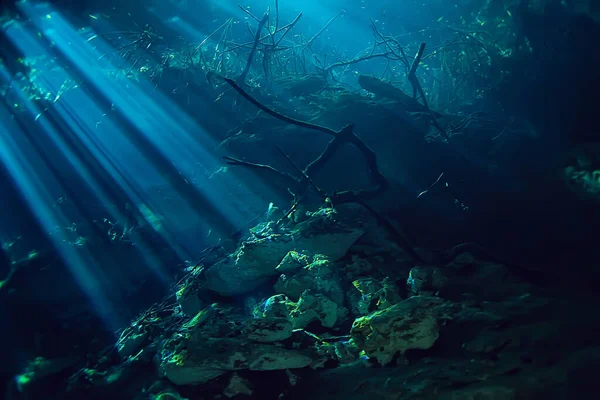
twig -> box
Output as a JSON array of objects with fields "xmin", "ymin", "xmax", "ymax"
[
  {"xmin": 407, "ymin": 42, "xmax": 452, "ymax": 143},
  {"xmin": 304, "ymin": 10, "xmax": 345, "ymax": 50},
  {"xmin": 355, "ymin": 199, "xmax": 425, "ymax": 264},
  {"xmin": 223, "ymin": 155, "xmax": 300, "ymax": 184},
  {"xmin": 276, "ymin": 146, "xmax": 325, "ymax": 197},
  {"xmin": 370, "ymin": 18, "xmax": 410, "ymax": 72},
  {"xmin": 274, "ymin": 0, "xmax": 279, "ymax": 37},
  {"xmin": 275, "ymin": 12, "xmax": 303, "ymax": 46},
  {"xmin": 417, "ymin": 173, "xmax": 445, "ymax": 198},
  {"xmin": 191, "ymin": 18, "xmax": 233, "ymax": 59},
  {"xmin": 238, "ymin": 12, "xmax": 269, "ymax": 84},
  {"xmin": 237, "ymin": 4, "xmax": 261, "ymax": 22},
  {"xmin": 325, "ymin": 51, "xmax": 395, "ymax": 74}
]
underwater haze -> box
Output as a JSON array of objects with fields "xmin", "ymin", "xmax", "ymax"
[{"xmin": 1, "ymin": 0, "xmax": 600, "ymax": 398}]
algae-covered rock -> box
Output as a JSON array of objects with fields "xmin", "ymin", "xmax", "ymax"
[
  {"xmin": 204, "ymin": 209, "xmax": 363, "ymax": 296},
  {"xmin": 245, "ymin": 318, "xmax": 293, "ymax": 343},
  {"xmin": 158, "ymin": 303, "xmax": 325, "ymax": 386},
  {"xmin": 351, "ymin": 296, "xmax": 456, "ymax": 365},
  {"xmin": 160, "ymin": 334, "xmax": 318, "ymax": 386},
  {"xmin": 274, "ymin": 257, "xmax": 345, "ymax": 305},
  {"xmin": 260, "ymin": 291, "xmax": 348, "ymax": 330},
  {"xmin": 347, "ymin": 277, "xmax": 402, "ymax": 316},
  {"xmin": 262, "ymin": 294, "xmax": 296, "ymax": 320},
  {"xmin": 275, "ymin": 250, "xmax": 309, "ymax": 273},
  {"xmin": 290, "ymin": 290, "xmax": 348, "ymax": 329}
]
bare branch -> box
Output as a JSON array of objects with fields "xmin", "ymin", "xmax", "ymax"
[
  {"xmin": 222, "ymin": 76, "xmax": 337, "ymax": 136},
  {"xmin": 304, "ymin": 10, "xmax": 345, "ymax": 50},
  {"xmin": 237, "ymin": 4, "xmax": 261, "ymax": 22},
  {"xmin": 238, "ymin": 12, "xmax": 269, "ymax": 84},
  {"xmin": 325, "ymin": 51, "xmax": 395, "ymax": 73}
]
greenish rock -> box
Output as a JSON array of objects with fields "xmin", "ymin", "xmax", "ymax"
[
  {"xmin": 260, "ymin": 290, "xmax": 348, "ymax": 330},
  {"xmin": 160, "ymin": 335, "xmax": 319, "ymax": 386},
  {"xmin": 347, "ymin": 277, "xmax": 402, "ymax": 316},
  {"xmin": 158, "ymin": 302, "xmax": 326, "ymax": 386},
  {"xmin": 275, "ymin": 257, "xmax": 345, "ymax": 305},
  {"xmin": 290, "ymin": 290, "xmax": 348, "ymax": 329},
  {"xmin": 275, "ymin": 250, "xmax": 309, "ymax": 273},
  {"xmin": 245, "ymin": 318, "xmax": 293, "ymax": 343},
  {"xmin": 203, "ymin": 209, "xmax": 363, "ymax": 296},
  {"xmin": 351, "ymin": 296, "xmax": 456, "ymax": 365},
  {"xmin": 261, "ymin": 294, "xmax": 295, "ymax": 320}
]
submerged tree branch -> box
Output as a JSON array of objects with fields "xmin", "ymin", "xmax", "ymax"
[
  {"xmin": 238, "ymin": 12, "xmax": 269, "ymax": 84},
  {"xmin": 223, "ymin": 76, "xmax": 337, "ymax": 135},
  {"xmin": 304, "ymin": 10, "xmax": 345, "ymax": 50},
  {"xmin": 219, "ymin": 76, "xmax": 424, "ymax": 262}
]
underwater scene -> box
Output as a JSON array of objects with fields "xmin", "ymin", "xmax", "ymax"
[{"xmin": 1, "ymin": 0, "xmax": 599, "ymax": 398}]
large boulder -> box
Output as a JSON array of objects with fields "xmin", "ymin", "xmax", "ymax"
[
  {"xmin": 351, "ymin": 296, "xmax": 456, "ymax": 365},
  {"xmin": 204, "ymin": 209, "xmax": 363, "ymax": 296},
  {"xmin": 158, "ymin": 304, "xmax": 327, "ymax": 386}
]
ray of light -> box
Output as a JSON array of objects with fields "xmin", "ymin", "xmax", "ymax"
[
  {"xmin": 0, "ymin": 2, "xmax": 290, "ymax": 327},
  {"xmin": 14, "ymin": 2, "xmax": 279, "ymax": 235}
]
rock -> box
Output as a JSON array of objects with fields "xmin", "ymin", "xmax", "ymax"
[
  {"xmin": 246, "ymin": 318, "xmax": 293, "ymax": 343},
  {"xmin": 347, "ymin": 277, "xmax": 402, "ymax": 316},
  {"xmin": 12, "ymin": 356, "xmax": 79, "ymax": 397},
  {"xmin": 224, "ymin": 373, "xmax": 253, "ymax": 398},
  {"xmin": 290, "ymin": 290, "xmax": 348, "ymax": 329},
  {"xmin": 343, "ymin": 255, "xmax": 375, "ymax": 280},
  {"xmin": 406, "ymin": 265, "xmax": 448, "ymax": 296},
  {"xmin": 176, "ymin": 290, "xmax": 205, "ymax": 318},
  {"xmin": 441, "ymin": 253, "xmax": 532, "ymax": 301},
  {"xmin": 438, "ymin": 385, "xmax": 517, "ymax": 400},
  {"xmin": 153, "ymin": 392, "xmax": 189, "ymax": 400},
  {"xmin": 116, "ymin": 329, "xmax": 149, "ymax": 359},
  {"xmin": 260, "ymin": 291, "xmax": 348, "ymax": 330},
  {"xmin": 331, "ymin": 339, "xmax": 361, "ymax": 364},
  {"xmin": 274, "ymin": 257, "xmax": 345, "ymax": 305},
  {"xmin": 160, "ymin": 336, "xmax": 319, "ymax": 386},
  {"xmin": 351, "ymin": 296, "xmax": 456, "ymax": 365},
  {"xmin": 175, "ymin": 266, "xmax": 209, "ymax": 317},
  {"xmin": 203, "ymin": 209, "xmax": 364, "ymax": 296},
  {"xmin": 160, "ymin": 355, "xmax": 224, "ymax": 386},
  {"xmin": 275, "ymin": 251, "xmax": 309, "ymax": 273},
  {"xmin": 247, "ymin": 346, "xmax": 315, "ymax": 371},
  {"xmin": 265, "ymin": 202, "xmax": 284, "ymax": 222},
  {"xmin": 158, "ymin": 303, "xmax": 326, "ymax": 386},
  {"xmin": 261, "ymin": 294, "xmax": 296, "ymax": 320}
]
